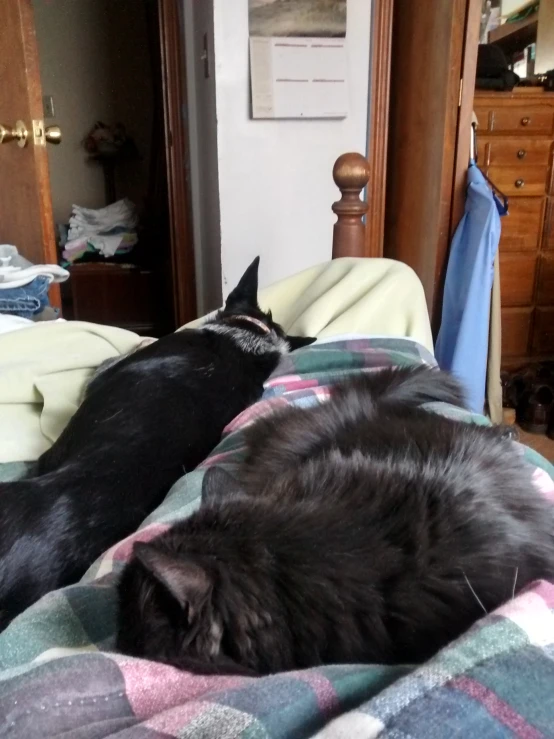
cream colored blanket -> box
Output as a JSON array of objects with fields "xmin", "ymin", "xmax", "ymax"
[{"xmin": 0, "ymin": 258, "xmax": 432, "ymax": 463}]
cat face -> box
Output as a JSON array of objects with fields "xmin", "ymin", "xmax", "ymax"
[
  {"xmin": 116, "ymin": 539, "xmax": 257, "ymax": 675},
  {"xmin": 115, "ymin": 468, "xmax": 280, "ymax": 678}
]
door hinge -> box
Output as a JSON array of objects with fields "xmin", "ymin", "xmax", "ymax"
[{"xmin": 458, "ymin": 78, "xmax": 464, "ymax": 108}]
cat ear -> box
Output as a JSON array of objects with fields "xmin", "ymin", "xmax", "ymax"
[
  {"xmin": 224, "ymin": 257, "xmax": 260, "ymax": 310},
  {"xmin": 202, "ymin": 466, "xmax": 243, "ymax": 505},
  {"xmin": 286, "ymin": 335, "xmax": 316, "ymax": 351},
  {"xmin": 133, "ymin": 543, "xmax": 211, "ymax": 621}
]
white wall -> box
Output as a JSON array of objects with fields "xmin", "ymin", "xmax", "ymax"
[
  {"xmin": 33, "ymin": 0, "xmax": 115, "ymax": 223},
  {"xmin": 33, "ymin": 0, "xmax": 153, "ymax": 224},
  {"xmin": 500, "ymin": 0, "xmax": 523, "ymax": 17},
  {"xmin": 213, "ymin": 0, "xmax": 371, "ymax": 296}
]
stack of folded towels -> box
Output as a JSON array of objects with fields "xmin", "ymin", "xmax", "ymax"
[
  {"xmin": 62, "ymin": 199, "xmax": 139, "ymax": 264},
  {"xmin": 0, "ymin": 245, "xmax": 69, "ymax": 320}
]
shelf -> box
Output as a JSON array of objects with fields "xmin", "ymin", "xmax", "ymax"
[{"xmin": 489, "ymin": 14, "xmax": 538, "ymax": 56}]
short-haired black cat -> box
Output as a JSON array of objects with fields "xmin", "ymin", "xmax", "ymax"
[
  {"xmin": 0, "ymin": 257, "xmax": 314, "ymax": 630},
  {"xmin": 117, "ymin": 366, "xmax": 554, "ymax": 675}
]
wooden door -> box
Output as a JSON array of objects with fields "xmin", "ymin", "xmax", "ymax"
[{"xmin": 0, "ymin": 0, "xmax": 59, "ymax": 306}]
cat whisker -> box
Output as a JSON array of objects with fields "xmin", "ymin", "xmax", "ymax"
[
  {"xmin": 462, "ymin": 571, "xmax": 487, "ymax": 615},
  {"xmin": 512, "ymin": 567, "xmax": 519, "ymax": 600},
  {"xmin": 103, "ymin": 409, "xmax": 123, "ymax": 423}
]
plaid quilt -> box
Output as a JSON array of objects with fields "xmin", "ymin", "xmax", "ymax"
[{"xmin": 1, "ymin": 338, "xmax": 554, "ymax": 739}]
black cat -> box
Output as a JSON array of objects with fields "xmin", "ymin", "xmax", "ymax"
[
  {"xmin": 117, "ymin": 365, "xmax": 554, "ymax": 675},
  {"xmin": 0, "ymin": 257, "xmax": 313, "ymax": 629}
]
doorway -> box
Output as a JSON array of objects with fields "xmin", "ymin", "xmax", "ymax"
[{"xmin": 28, "ymin": 0, "xmax": 195, "ymax": 334}]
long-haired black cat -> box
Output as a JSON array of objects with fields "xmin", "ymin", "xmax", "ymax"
[
  {"xmin": 117, "ymin": 366, "xmax": 554, "ymax": 675},
  {"xmin": 0, "ymin": 257, "xmax": 313, "ymax": 629}
]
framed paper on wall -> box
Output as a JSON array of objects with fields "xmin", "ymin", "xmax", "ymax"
[{"xmin": 249, "ymin": 0, "xmax": 349, "ymax": 119}]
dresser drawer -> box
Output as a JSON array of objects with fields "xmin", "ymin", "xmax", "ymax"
[
  {"xmin": 487, "ymin": 165, "xmax": 547, "ymax": 196},
  {"xmin": 537, "ymin": 255, "xmax": 554, "ymax": 305},
  {"xmin": 532, "ymin": 308, "xmax": 554, "ymax": 355},
  {"xmin": 499, "ymin": 197, "xmax": 544, "ymax": 252},
  {"xmin": 501, "ymin": 307, "xmax": 532, "ymax": 358},
  {"xmin": 500, "ymin": 254, "xmax": 538, "ymax": 306},
  {"xmin": 478, "ymin": 139, "xmax": 551, "ymax": 167},
  {"xmin": 484, "ymin": 107, "xmax": 554, "ymax": 135}
]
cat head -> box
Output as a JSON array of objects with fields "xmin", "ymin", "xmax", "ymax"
[
  {"xmin": 206, "ymin": 257, "xmax": 315, "ymax": 353},
  {"xmin": 116, "ymin": 470, "xmax": 281, "ymax": 675}
]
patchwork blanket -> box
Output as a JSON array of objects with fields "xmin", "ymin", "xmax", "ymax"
[{"xmin": 1, "ymin": 339, "xmax": 554, "ymax": 739}]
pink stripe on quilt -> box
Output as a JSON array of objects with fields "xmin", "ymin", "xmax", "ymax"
[
  {"xmin": 265, "ymin": 377, "xmax": 320, "ymax": 392},
  {"xmin": 223, "ymin": 397, "xmax": 290, "ymax": 434},
  {"xmin": 495, "ymin": 581, "xmax": 554, "ymax": 620},
  {"xmin": 450, "ymin": 676, "xmax": 543, "ymax": 738},
  {"xmin": 118, "ymin": 657, "xmax": 247, "ymax": 720},
  {"xmin": 200, "ymin": 450, "xmax": 246, "ymax": 468},
  {"xmin": 110, "ymin": 524, "xmax": 170, "ymax": 563},
  {"xmin": 532, "ymin": 467, "xmax": 554, "ymax": 503},
  {"xmin": 292, "ymin": 671, "xmax": 340, "ymax": 714},
  {"xmin": 525, "ymin": 579, "xmax": 554, "ymax": 609},
  {"xmin": 223, "ymin": 387, "xmax": 332, "ymax": 435}
]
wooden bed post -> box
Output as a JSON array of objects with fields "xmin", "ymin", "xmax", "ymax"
[{"xmin": 332, "ymin": 153, "xmax": 371, "ymax": 259}]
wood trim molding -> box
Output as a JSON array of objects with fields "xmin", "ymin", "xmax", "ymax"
[
  {"xmin": 448, "ymin": 0, "xmax": 482, "ymax": 241},
  {"xmin": 365, "ymin": 0, "xmax": 394, "ymax": 258},
  {"xmin": 159, "ymin": 0, "xmax": 197, "ymax": 326}
]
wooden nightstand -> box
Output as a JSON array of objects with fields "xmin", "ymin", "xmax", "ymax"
[{"xmin": 62, "ymin": 263, "xmax": 165, "ymax": 335}]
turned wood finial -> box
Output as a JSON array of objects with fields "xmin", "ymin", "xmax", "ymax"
[{"xmin": 332, "ymin": 152, "xmax": 371, "ymax": 259}]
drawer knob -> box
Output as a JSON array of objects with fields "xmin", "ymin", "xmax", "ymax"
[
  {"xmin": 515, "ymin": 178, "xmax": 525, "ymax": 188},
  {"xmin": 517, "ymin": 149, "xmax": 527, "ymax": 159},
  {"xmin": 521, "ymin": 117, "xmax": 531, "ymax": 126}
]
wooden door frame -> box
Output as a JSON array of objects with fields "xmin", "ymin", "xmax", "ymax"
[
  {"xmin": 159, "ymin": 0, "xmax": 197, "ymax": 326},
  {"xmin": 365, "ymin": 0, "xmax": 394, "ymax": 258},
  {"xmin": 383, "ymin": 0, "xmax": 480, "ymax": 332},
  {"xmin": 449, "ymin": 0, "xmax": 482, "ymax": 239},
  {"xmin": 434, "ymin": 0, "xmax": 482, "ymax": 331}
]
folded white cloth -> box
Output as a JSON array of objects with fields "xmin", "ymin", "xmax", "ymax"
[
  {"xmin": 66, "ymin": 199, "xmax": 138, "ymax": 258},
  {"xmin": 0, "ymin": 244, "xmax": 32, "ymax": 269},
  {"xmin": 0, "ymin": 246, "xmax": 69, "ymax": 289},
  {"xmin": 67, "ymin": 199, "xmax": 137, "ymax": 241},
  {"xmin": 87, "ymin": 234, "xmax": 130, "ymax": 258}
]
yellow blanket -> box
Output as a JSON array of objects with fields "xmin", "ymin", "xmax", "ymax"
[
  {"xmin": 0, "ymin": 322, "xmax": 141, "ymax": 462},
  {"xmin": 0, "ymin": 258, "xmax": 432, "ymax": 463}
]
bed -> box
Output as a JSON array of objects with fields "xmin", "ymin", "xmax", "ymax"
[{"xmin": 1, "ymin": 155, "xmax": 554, "ymax": 738}]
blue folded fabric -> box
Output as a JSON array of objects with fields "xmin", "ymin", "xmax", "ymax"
[{"xmin": 0, "ymin": 276, "xmax": 51, "ymax": 319}]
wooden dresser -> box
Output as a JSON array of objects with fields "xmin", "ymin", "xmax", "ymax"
[{"xmin": 474, "ymin": 89, "xmax": 554, "ymax": 368}]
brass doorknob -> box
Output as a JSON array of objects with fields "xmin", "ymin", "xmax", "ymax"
[
  {"xmin": 45, "ymin": 125, "xmax": 61, "ymax": 144},
  {"xmin": 0, "ymin": 121, "xmax": 61, "ymax": 147},
  {"xmin": 0, "ymin": 120, "xmax": 28, "ymax": 148}
]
